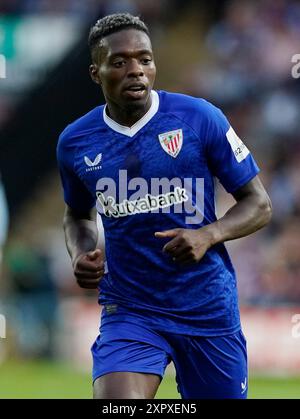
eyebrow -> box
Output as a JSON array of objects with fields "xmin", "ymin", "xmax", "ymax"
[{"xmin": 108, "ymin": 49, "xmax": 153, "ymax": 59}]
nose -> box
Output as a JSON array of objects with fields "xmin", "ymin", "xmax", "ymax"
[{"xmin": 127, "ymin": 59, "xmax": 144, "ymax": 78}]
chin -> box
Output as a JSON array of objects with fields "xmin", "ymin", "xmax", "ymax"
[
  {"xmin": 122, "ymin": 89, "xmax": 150, "ymax": 106},
  {"xmin": 124, "ymin": 97, "xmax": 149, "ymax": 110}
]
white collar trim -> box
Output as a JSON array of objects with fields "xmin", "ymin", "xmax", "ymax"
[{"xmin": 103, "ymin": 90, "xmax": 159, "ymax": 137}]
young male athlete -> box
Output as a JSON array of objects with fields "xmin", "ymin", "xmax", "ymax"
[{"xmin": 57, "ymin": 13, "xmax": 272, "ymax": 399}]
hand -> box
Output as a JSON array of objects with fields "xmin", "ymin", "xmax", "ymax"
[
  {"xmin": 72, "ymin": 249, "xmax": 104, "ymax": 289},
  {"xmin": 155, "ymin": 227, "xmax": 214, "ymax": 265}
]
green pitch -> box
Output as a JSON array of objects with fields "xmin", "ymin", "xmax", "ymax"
[{"xmin": 0, "ymin": 360, "xmax": 300, "ymax": 399}]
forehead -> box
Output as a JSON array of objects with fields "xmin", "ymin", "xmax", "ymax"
[{"xmin": 101, "ymin": 29, "xmax": 152, "ymax": 58}]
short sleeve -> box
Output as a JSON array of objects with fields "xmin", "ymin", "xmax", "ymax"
[
  {"xmin": 56, "ymin": 132, "xmax": 95, "ymax": 212},
  {"xmin": 204, "ymin": 104, "xmax": 260, "ymax": 193}
]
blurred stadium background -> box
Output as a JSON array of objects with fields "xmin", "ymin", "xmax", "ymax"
[{"xmin": 1, "ymin": 0, "xmax": 300, "ymax": 399}]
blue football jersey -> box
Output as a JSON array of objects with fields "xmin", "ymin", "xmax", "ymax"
[{"xmin": 57, "ymin": 90, "xmax": 259, "ymax": 336}]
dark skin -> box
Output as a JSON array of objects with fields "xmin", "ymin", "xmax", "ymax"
[
  {"xmin": 89, "ymin": 28, "xmax": 156, "ymax": 127},
  {"xmin": 155, "ymin": 176, "xmax": 272, "ymax": 265},
  {"xmin": 64, "ymin": 28, "xmax": 272, "ymax": 399}
]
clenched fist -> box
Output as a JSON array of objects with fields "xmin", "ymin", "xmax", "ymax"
[
  {"xmin": 155, "ymin": 227, "xmax": 214, "ymax": 266},
  {"xmin": 72, "ymin": 249, "xmax": 104, "ymax": 289}
]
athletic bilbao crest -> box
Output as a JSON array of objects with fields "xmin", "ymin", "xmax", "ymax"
[{"xmin": 158, "ymin": 129, "xmax": 183, "ymax": 158}]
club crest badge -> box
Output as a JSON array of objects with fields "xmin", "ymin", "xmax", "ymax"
[{"xmin": 158, "ymin": 129, "xmax": 183, "ymax": 158}]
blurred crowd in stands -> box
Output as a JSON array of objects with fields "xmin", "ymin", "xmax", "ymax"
[
  {"xmin": 0, "ymin": 0, "xmax": 179, "ymax": 20},
  {"xmin": 189, "ymin": 0, "xmax": 300, "ymax": 304},
  {"xmin": 1, "ymin": 0, "xmax": 300, "ymax": 360},
  {"xmin": 0, "ymin": 0, "xmax": 183, "ymax": 126}
]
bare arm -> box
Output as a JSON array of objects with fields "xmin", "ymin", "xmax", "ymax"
[
  {"xmin": 207, "ymin": 175, "xmax": 272, "ymax": 245},
  {"xmin": 155, "ymin": 175, "xmax": 272, "ymax": 265},
  {"xmin": 63, "ymin": 205, "xmax": 104, "ymax": 288},
  {"xmin": 63, "ymin": 205, "xmax": 98, "ymax": 262}
]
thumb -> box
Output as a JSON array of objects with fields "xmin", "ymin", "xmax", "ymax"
[
  {"xmin": 87, "ymin": 249, "xmax": 102, "ymax": 261},
  {"xmin": 155, "ymin": 229, "xmax": 180, "ymax": 239}
]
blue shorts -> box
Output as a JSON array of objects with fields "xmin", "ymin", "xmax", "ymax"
[{"xmin": 91, "ymin": 317, "xmax": 248, "ymax": 399}]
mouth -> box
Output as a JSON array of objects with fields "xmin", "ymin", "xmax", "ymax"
[
  {"xmin": 123, "ymin": 83, "xmax": 147, "ymax": 99},
  {"xmin": 124, "ymin": 82, "xmax": 146, "ymax": 92}
]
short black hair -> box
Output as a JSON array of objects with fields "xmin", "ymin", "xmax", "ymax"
[{"xmin": 88, "ymin": 13, "xmax": 150, "ymax": 62}]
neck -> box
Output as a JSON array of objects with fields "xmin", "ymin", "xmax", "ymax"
[{"xmin": 106, "ymin": 94, "xmax": 152, "ymax": 127}]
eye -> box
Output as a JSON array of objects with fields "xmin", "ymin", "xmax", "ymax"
[
  {"xmin": 113, "ymin": 60, "xmax": 126, "ymax": 68},
  {"xmin": 141, "ymin": 58, "xmax": 152, "ymax": 65}
]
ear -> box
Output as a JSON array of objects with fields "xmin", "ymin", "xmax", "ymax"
[{"xmin": 89, "ymin": 64, "xmax": 101, "ymax": 85}]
